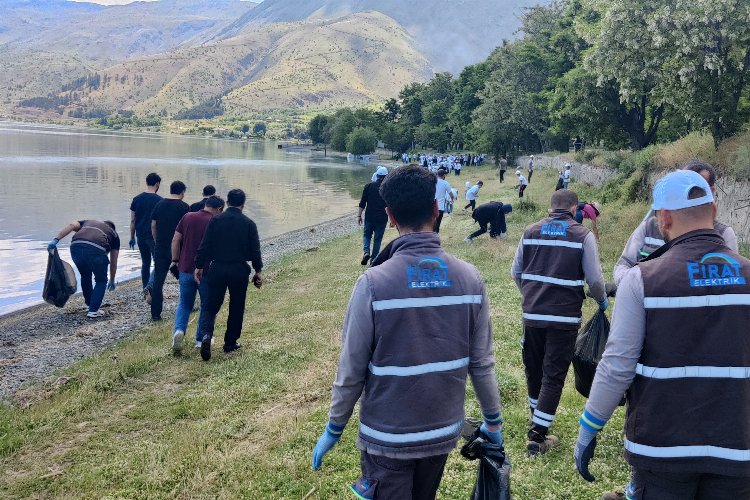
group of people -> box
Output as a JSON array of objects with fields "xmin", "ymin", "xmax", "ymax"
[
  {"xmin": 314, "ymin": 159, "xmax": 748, "ymax": 500},
  {"xmin": 48, "ymin": 174, "xmax": 265, "ymax": 362}
]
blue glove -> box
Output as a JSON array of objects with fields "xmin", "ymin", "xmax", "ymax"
[
  {"xmin": 107, "ymin": 281, "xmax": 116, "ymax": 292},
  {"xmin": 129, "ymin": 239, "xmax": 136, "ymax": 250},
  {"xmin": 312, "ymin": 422, "xmax": 343, "ymax": 470},
  {"xmin": 598, "ymin": 297, "xmax": 609, "ymax": 311},
  {"xmin": 47, "ymin": 238, "xmax": 59, "ymax": 252},
  {"xmin": 574, "ymin": 426, "xmax": 598, "ymax": 482},
  {"xmin": 479, "ymin": 422, "xmax": 504, "ymax": 447}
]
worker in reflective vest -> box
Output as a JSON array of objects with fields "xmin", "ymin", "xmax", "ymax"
[
  {"xmin": 576, "ymin": 169, "xmax": 750, "ymax": 498},
  {"xmin": 512, "ymin": 189, "xmax": 607, "ymax": 457}
]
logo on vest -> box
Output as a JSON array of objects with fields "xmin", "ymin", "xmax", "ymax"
[
  {"xmin": 407, "ymin": 258, "xmax": 452, "ymax": 289},
  {"xmin": 541, "ymin": 221, "xmax": 568, "ymax": 237},
  {"xmin": 687, "ymin": 253, "xmax": 746, "ymax": 287}
]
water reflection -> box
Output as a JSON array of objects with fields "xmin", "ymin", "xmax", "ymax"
[{"xmin": 0, "ymin": 122, "xmax": 373, "ymax": 315}]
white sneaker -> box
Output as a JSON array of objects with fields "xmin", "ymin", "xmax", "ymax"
[
  {"xmin": 464, "ymin": 237, "xmax": 473, "ymax": 243},
  {"xmin": 500, "ymin": 232, "xmax": 507, "ymax": 240},
  {"xmin": 86, "ymin": 309, "xmax": 109, "ymax": 319},
  {"xmin": 194, "ymin": 341, "xmax": 202, "ymax": 349},
  {"xmin": 172, "ymin": 330, "xmax": 185, "ymax": 352}
]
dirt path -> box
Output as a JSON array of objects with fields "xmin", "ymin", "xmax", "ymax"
[{"xmin": 0, "ymin": 215, "xmax": 359, "ymax": 400}]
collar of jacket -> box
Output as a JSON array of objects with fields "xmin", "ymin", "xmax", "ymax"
[
  {"xmin": 549, "ymin": 210, "xmax": 575, "ymax": 221},
  {"xmin": 370, "ymin": 231, "xmax": 441, "ymax": 267},
  {"xmin": 643, "ymin": 228, "xmax": 724, "ymax": 262}
]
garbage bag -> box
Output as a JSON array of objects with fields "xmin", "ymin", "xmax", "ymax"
[
  {"xmin": 42, "ymin": 248, "xmax": 77, "ymax": 308},
  {"xmin": 572, "ymin": 310, "xmax": 624, "ymax": 405},
  {"xmin": 460, "ymin": 420, "xmax": 511, "ymax": 500}
]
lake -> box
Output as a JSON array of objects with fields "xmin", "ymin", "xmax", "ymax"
[{"xmin": 0, "ymin": 122, "xmax": 375, "ymax": 315}]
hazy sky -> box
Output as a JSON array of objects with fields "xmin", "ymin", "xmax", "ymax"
[{"xmin": 70, "ymin": 0, "xmax": 261, "ymax": 4}]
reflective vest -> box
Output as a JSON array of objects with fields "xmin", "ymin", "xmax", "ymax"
[
  {"xmin": 520, "ymin": 212, "xmax": 589, "ymax": 330},
  {"xmin": 626, "ymin": 230, "xmax": 750, "ymax": 476},
  {"xmin": 639, "ymin": 216, "xmax": 728, "ymax": 261}
]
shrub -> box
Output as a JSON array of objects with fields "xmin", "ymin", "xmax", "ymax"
[
  {"xmin": 730, "ymin": 144, "xmax": 750, "ymax": 181},
  {"xmin": 656, "ymin": 132, "xmax": 719, "ymax": 170}
]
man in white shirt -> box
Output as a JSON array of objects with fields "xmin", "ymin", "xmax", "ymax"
[
  {"xmin": 463, "ymin": 181, "xmax": 483, "ymax": 212},
  {"xmin": 434, "ymin": 169, "xmax": 455, "ymax": 233},
  {"xmin": 515, "ymin": 171, "xmax": 528, "ymax": 198}
]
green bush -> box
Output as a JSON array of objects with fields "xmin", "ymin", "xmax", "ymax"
[
  {"xmin": 730, "ymin": 144, "xmax": 750, "ymax": 180},
  {"xmin": 345, "ymin": 127, "xmax": 377, "ymax": 155}
]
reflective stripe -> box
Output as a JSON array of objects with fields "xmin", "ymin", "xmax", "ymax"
[
  {"xmin": 523, "ymin": 313, "xmax": 581, "ymax": 324},
  {"xmin": 360, "ymin": 420, "xmax": 463, "ymax": 444},
  {"xmin": 625, "ymin": 439, "xmax": 750, "ymax": 461},
  {"xmin": 521, "ymin": 273, "xmax": 584, "ymax": 287},
  {"xmin": 644, "ymin": 294, "xmax": 750, "ymax": 309},
  {"xmin": 369, "ymin": 357, "xmax": 469, "ymax": 377},
  {"xmin": 532, "ymin": 416, "xmax": 553, "ymax": 428},
  {"xmin": 636, "ymin": 363, "xmax": 750, "ymax": 379},
  {"xmin": 372, "ymin": 295, "xmax": 482, "ymax": 311},
  {"xmin": 533, "ymin": 410, "xmax": 555, "ymax": 421},
  {"xmin": 522, "ymin": 239, "xmax": 583, "ymax": 249},
  {"xmin": 528, "ymin": 396, "xmax": 538, "ymax": 409},
  {"xmin": 644, "ymin": 237, "xmax": 665, "ymax": 247}
]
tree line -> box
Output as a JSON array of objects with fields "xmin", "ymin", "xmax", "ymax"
[{"xmin": 309, "ymin": 0, "xmax": 749, "ymax": 160}]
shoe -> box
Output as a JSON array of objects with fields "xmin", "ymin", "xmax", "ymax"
[
  {"xmin": 464, "ymin": 237, "xmax": 473, "ymax": 243},
  {"xmin": 499, "ymin": 232, "xmax": 507, "ymax": 240},
  {"xmin": 360, "ymin": 253, "xmax": 370, "ymax": 265},
  {"xmin": 143, "ymin": 287, "xmax": 152, "ymax": 305},
  {"xmin": 200, "ymin": 336, "xmax": 211, "ymax": 361},
  {"xmin": 86, "ymin": 309, "xmax": 109, "ymax": 319},
  {"xmin": 194, "ymin": 341, "xmax": 202, "ymax": 349},
  {"xmin": 527, "ymin": 435, "xmax": 559, "ymax": 457},
  {"xmin": 601, "ymin": 492, "xmax": 626, "ymax": 500},
  {"xmin": 172, "ymin": 330, "xmax": 185, "ymax": 353},
  {"xmin": 152, "ymin": 316, "xmax": 162, "ymax": 322},
  {"xmin": 223, "ymin": 343, "xmax": 242, "ymax": 353}
]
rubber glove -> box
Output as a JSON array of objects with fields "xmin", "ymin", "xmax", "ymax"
[
  {"xmin": 47, "ymin": 238, "xmax": 59, "ymax": 252},
  {"xmin": 598, "ymin": 297, "xmax": 609, "ymax": 311},
  {"xmin": 129, "ymin": 239, "xmax": 136, "ymax": 250},
  {"xmin": 312, "ymin": 422, "xmax": 343, "ymax": 470},
  {"xmin": 107, "ymin": 281, "xmax": 116, "ymax": 291},
  {"xmin": 574, "ymin": 426, "xmax": 598, "ymax": 482},
  {"xmin": 479, "ymin": 422, "xmax": 504, "ymax": 447}
]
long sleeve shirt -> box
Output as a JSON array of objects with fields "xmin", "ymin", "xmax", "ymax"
[{"xmin": 195, "ymin": 207, "xmax": 263, "ymax": 272}]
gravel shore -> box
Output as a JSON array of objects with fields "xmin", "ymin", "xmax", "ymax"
[{"xmin": 0, "ymin": 215, "xmax": 359, "ymax": 401}]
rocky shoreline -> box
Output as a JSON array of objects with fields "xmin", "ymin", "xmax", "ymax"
[{"xmin": 0, "ymin": 214, "xmax": 359, "ymax": 401}]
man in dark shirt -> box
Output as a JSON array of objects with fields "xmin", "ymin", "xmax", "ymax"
[
  {"xmin": 129, "ymin": 172, "xmax": 161, "ymax": 288},
  {"xmin": 195, "ymin": 188, "xmax": 264, "ymax": 361},
  {"xmin": 357, "ymin": 166, "xmax": 388, "ymax": 266},
  {"xmin": 147, "ymin": 180, "xmax": 189, "ymax": 321},
  {"xmin": 170, "ymin": 195, "xmax": 224, "ymax": 353},
  {"xmin": 464, "ymin": 201, "xmax": 512, "ymax": 242},
  {"xmin": 190, "ymin": 185, "xmax": 216, "ymax": 212}
]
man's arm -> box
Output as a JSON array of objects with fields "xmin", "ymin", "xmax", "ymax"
[
  {"xmin": 582, "ymin": 232, "xmax": 606, "ymax": 302},
  {"xmin": 109, "ymin": 250, "xmax": 119, "ymax": 282},
  {"xmin": 55, "ymin": 221, "xmax": 82, "ymax": 241},
  {"xmin": 151, "ymin": 220, "xmax": 157, "ymax": 243},
  {"xmin": 248, "ymin": 220, "xmax": 263, "ymax": 274},
  {"xmin": 511, "ymin": 238, "xmax": 524, "ymax": 290},
  {"xmin": 613, "ymin": 217, "xmax": 648, "ymax": 286},
  {"xmin": 329, "ymin": 274, "xmax": 375, "ymax": 428},
  {"xmin": 358, "ymin": 185, "xmax": 368, "ymax": 225},
  {"xmin": 130, "ymin": 210, "xmax": 136, "ymax": 241},
  {"xmin": 469, "ymin": 282, "xmax": 502, "ymax": 423},
  {"xmin": 171, "ymin": 232, "xmax": 183, "ymax": 263},
  {"xmin": 723, "ymin": 226, "xmax": 739, "ymax": 253}
]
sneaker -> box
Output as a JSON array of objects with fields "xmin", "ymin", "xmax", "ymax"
[
  {"xmin": 172, "ymin": 330, "xmax": 185, "ymax": 353},
  {"xmin": 194, "ymin": 341, "xmax": 202, "ymax": 349},
  {"xmin": 527, "ymin": 435, "xmax": 559, "ymax": 457},
  {"xmin": 223, "ymin": 343, "xmax": 242, "ymax": 354},
  {"xmin": 86, "ymin": 309, "xmax": 109, "ymax": 319},
  {"xmin": 464, "ymin": 237, "xmax": 473, "ymax": 243},
  {"xmin": 499, "ymin": 232, "xmax": 507, "ymax": 240},
  {"xmin": 360, "ymin": 253, "xmax": 370, "ymax": 266},
  {"xmin": 200, "ymin": 336, "xmax": 211, "ymax": 361},
  {"xmin": 601, "ymin": 492, "xmax": 626, "ymax": 500},
  {"xmin": 143, "ymin": 287, "xmax": 152, "ymax": 305}
]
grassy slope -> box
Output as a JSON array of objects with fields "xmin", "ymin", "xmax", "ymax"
[{"xmin": 0, "ymin": 167, "xmax": 689, "ymax": 499}]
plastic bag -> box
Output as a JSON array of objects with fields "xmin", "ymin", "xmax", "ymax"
[
  {"xmin": 42, "ymin": 248, "xmax": 77, "ymax": 308},
  {"xmin": 572, "ymin": 310, "xmax": 624, "ymax": 405},
  {"xmin": 461, "ymin": 420, "xmax": 512, "ymax": 500}
]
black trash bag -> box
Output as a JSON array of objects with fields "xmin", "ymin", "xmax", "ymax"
[
  {"xmin": 572, "ymin": 310, "xmax": 625, "ymax": 405},
  {"xmin": 42, "ymin": 248, "xmax": 77, "ymax": 308},
  {"xmin": 460, "ymin": 419, "xmax": 511, "ymax": 500}
]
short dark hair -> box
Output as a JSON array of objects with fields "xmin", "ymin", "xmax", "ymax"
[
  {"xmin": 437, "ymin": 169, "xmax": 447, "ymax": 178},
  {"xmin": 146, "ymin": 173, "xmax": 161, "ymax": 186},
  {"xmin": 205, "ymin": 195, "xmax": 225, "ymax": 209},
  {"xmin": 103, "ymin": 220, "xmax": 116, "ymax": 231},
  {"xmin": 227, "ymin": 189, "xmax": 246, "ymax": 207},
  {"xmin": 477, "ymin": 181, "xmax": 484, "ymax": 186},
  {"xmin": 379, "ymin": 166, "xmax": 436, "ymax": 230},
  {"xmin": 683, "ymin": 160, "xmax": 717, "ymax": 187},
  {"xmin": 202, "ymin": 185, "xmax": 216, "ymax": 197},
  {"xmin": 170, "ymin": 181, "xmax": 186, "ymax": 195},
  {"xmin": 551, "ymin": 189, "xmax": 579, "ymax": 209},
  {"xmin": 676, "ymin": 186, "xmax": 714, "ymax": 220}
]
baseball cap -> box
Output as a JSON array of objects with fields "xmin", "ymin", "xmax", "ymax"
[
  {"xmin": 515, "ymin": 170, "xmax": 521, "ymax": 176},
  {"xmin": 375, "ymin": 166, "xmax": 388, "ymax": 177},
  {"xmin": 652, "ymin": 170, "xmax": 714, "ymax": 211}
]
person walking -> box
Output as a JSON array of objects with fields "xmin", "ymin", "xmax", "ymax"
[
  {"xmin": 463, "ymin": 180, "xmax": 483, "ymax": 212},
  {"xmin": 562, "ymin": 163, "xmax": 572, "ymax": 189},
  {"xmin": 190, "ymin": 185, "xmax": 216, "ymax": 212},
  {"xmin": 575, "ymin": 169, "xmax": 750, "ymax": 499},
  {"xmin": 147, "ymin": 180, "xmax": 189, "ymax": 321},
  {"xmin": 433, "ymin": 169, "xmax": 454, "ymax": 233},
  {"xmin": 498, "ymin": 157, "xmax": 508, "ymax": 183},
  {"xmin": 48, "ymin": 219, "xmax": 120, "ymax": 318},
  {"xmin": 358, "ymin": 166, "xmax": 389, "ymax": 266},
  {"xmin": 464, "ymin": 201, "xmax": 512, "ymax": 243},
  {"xmin": 129, "ymin": 172, "xmax": 161, "ymax": 288},
  {"xmin": 512, "ymin": 189, "xmax": 607, "ymax": 456},
  {"xmin": 515, "ymin": 170, "xmax": 528, "ymax": 198},
  {"xmin": 528, "ymin": 155, "xmax": 535, "ymax": 182},
  {"xmin": 195, "ymin": 189, "xmax": 263, "ymax": 361},
  {"xmin": 311, "ymin": 165, "xmax": 504, "ymax": 498},
  {"xmin": 169, "ymin": 195, "xmax": 224, "ymax": 353},
  {"xmin": 613, "ymin": 160, "xmax": 738, "ymax": 286}
]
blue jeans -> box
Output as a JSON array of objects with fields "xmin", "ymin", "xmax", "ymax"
[
  {"xmin": 70, "ymin": 244, "xmax": 109, "ymax": 313},
  {"xmin": 174, "ymin": 272, "xmax": 207, "ymax": 342},
  {"xmin": 363, "ymin": 219, "xmax": 387, "ymax": 261},
  {"xmin": 137, "ymin": 238, "xmax": 156, "ymax": 288}
]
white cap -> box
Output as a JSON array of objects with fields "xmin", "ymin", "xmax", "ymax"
[
  {"xmin": 565, "ymin": 163, "xmax": 571, "ymax": 168},
  {"xmin": 652, "ymin": 170, "xmax": 714, "ymax": 211},
  {"xmin": 515, "ymin": 170, "xmax": 521, "ymax": 176},
  {"xmin": 371, "ymin": 166, "xmax": 388, "ymax": 182}
]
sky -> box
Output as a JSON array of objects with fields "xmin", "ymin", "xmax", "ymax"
[{"xmin": 69, "ymin": 0, "xmax": 261, "ymax": 4}]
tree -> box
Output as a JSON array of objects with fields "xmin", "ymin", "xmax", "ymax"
[
  {"xmin": 328, "ymin": 109, "xmax": 357, "ymax": 151},
  {"xmin": 346, "ymin": 127, "xmax": 378, "ymax": 155},
  {"xmin": 253, "ymin": 122, "xmax": 267, "ymax": 136},
  {"xmin": 241, "ymin": 123, "xmax": 250, "ymax": 135},
  {"xmin": 308, "ymin": 114, "xmax": 330, "ymax": 144}
]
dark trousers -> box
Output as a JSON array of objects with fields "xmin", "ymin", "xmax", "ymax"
[
  {"xmin": 469, "ymin": 211, "xmax": 507, "ymax": 240},
  {"xmin": 357, "ymin": 451, "xmax": 449, "ymax": 500},
  {"xmin": 632, "ymin": 468, "xmax": 750, "ymax": 500},
  {"xmin": 149, "ymin": 247, "xmax": 172, "ymax": 320},
  {"xmin": 198, "ymin": 262, "xmax": 250, "ymax": 347},
  {"xmin": 522, "ymin": 326, "xmax": 577, "ymax": 441},
  {"xmin": 433, "ymin": 210, "xmax": 445, "ymax": 233},
  {"xmin": 519, "ymin": 185, "xmax": 527, "ymax": 198},
  {"xmin": 499, "ymin": 169, "xmax": 506, "ymax": 182},
  {"xmin": 528, "ymin": 169, "xmax": 534, "ymax": 182},
  {"xmin": 137, "ymin": 238, "xmax": 155, "ymax": 288},
  {"xmin": 363, "ymin": 219, "xmax": 387, "ymax": 262},
  {"xmin": 70, "ymin": 244, "xmax": 109, "ymax": 313},
  {"xmin": 464, "ymin": 200, "xmax": 476, "ymax": 211}
]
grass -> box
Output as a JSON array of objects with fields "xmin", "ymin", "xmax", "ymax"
[{"xmin": 0, "ymin": 166, "xmax": 709, "ymax": 499}]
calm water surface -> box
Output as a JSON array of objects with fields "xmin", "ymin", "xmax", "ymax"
[{"xmin": 0, "ymin": 122, "xmax": 375, "ymax": 315}]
